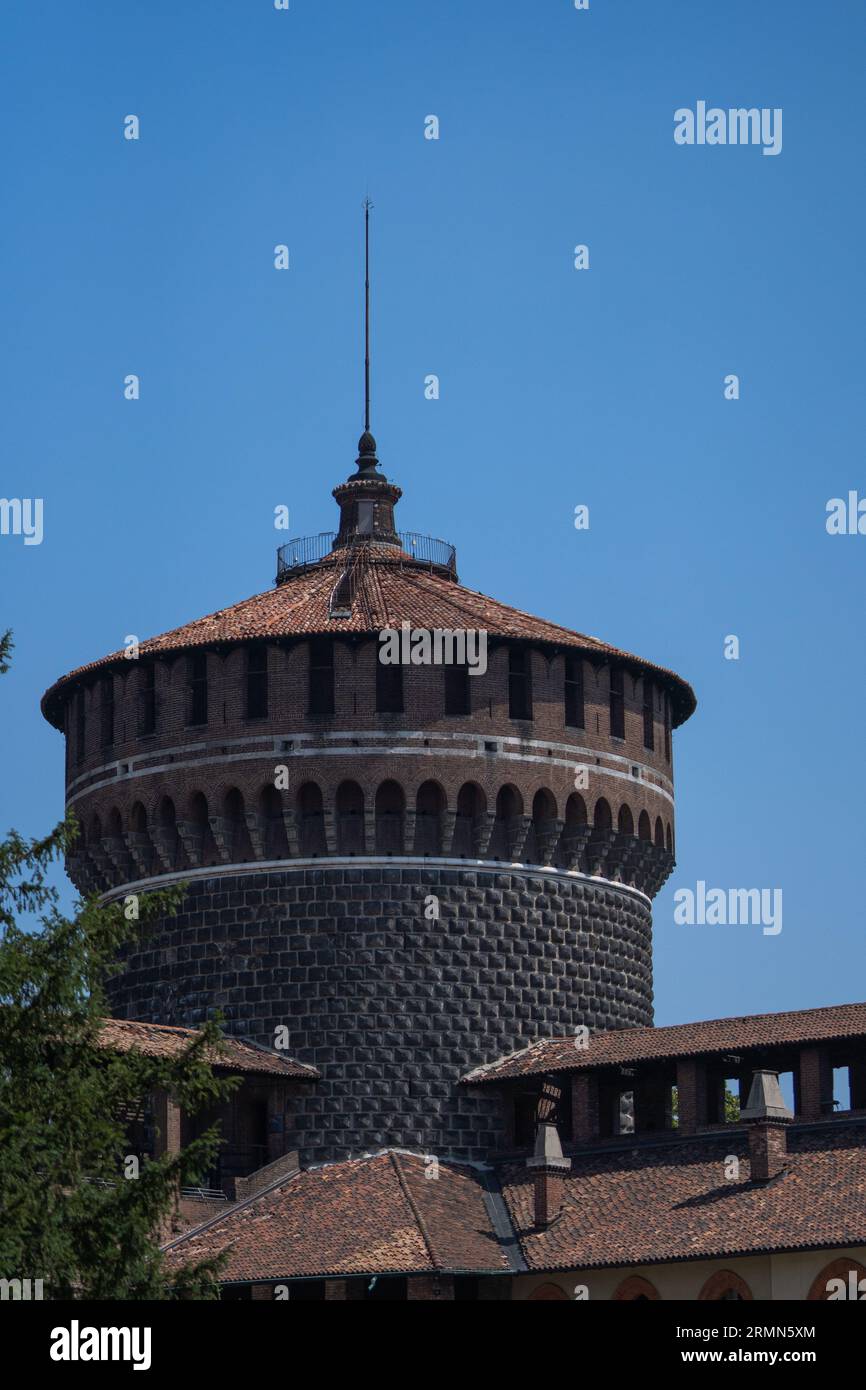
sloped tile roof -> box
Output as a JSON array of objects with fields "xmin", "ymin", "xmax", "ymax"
[
  {"xmin": 462, "ymin": 1002, "xmax": 866, "ymax": 1084},
  {"xmin": 501, "ymin": 1126, "xmax": 866, "ymax": 1270},
  {"xmin": 99, "ymin": 1017, "xmax": 318, "ymax": 1080},
  {"xmin": 162, "ymin": 1150, "xmax": 509, "ymax": 1280},
  {"xmin": 162, "ymin": 1129, "xmax": 866, "ymax": 1281},
  {"xmin": 40, "ymin": 552, "xmax": 696, "ymax": 728}
]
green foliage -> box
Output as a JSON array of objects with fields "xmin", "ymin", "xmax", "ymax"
[
  {"xmin": 669, "ymin": 1084, "xmax": 740, "ymax": 1126},
  {"xmin": 0, "ymin": 633, "xmax": 236, "ymax": 1299}
]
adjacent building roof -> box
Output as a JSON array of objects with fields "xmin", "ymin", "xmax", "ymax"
[
  {"xmin": 500, "ymin": 1125, "xmax": 866, "ymax": 1270},
  {"xmin": 163, "ymin": 1150, "xmax": 511, "ymax": 1280},
  {"xmin": 40, "ymin": 550, "xmax": 696, "ymax": 729},
  {"xmin": 163, "ymin": 1128, "xmax": 866, "ymax": 1282},
  {"xmin": 99, "ymin": 1018, "xmax": 319, "ymax": 1080},
  {"xmin": 461, "ymin": 1002, "xmax": 866, "ymax": 1085}
]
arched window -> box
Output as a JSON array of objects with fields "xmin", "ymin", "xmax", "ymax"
[
  {"xmin": 259, "ymin": 784, "xmax": 288, "ymax": 859},
  {"xmin": 558, "ymin": 792, "xmax": 588, "ymax": 870},
  {"xmin": 156, "ymin": 796, "xmax": 180, "ymax": 869},
  {"xmin": 638, "ymin": 810, "xmax": 651, "ymax": 841},
  {"xmin": 490, "ymin": 785, "xmax": 523, "ymax": 859},
  {"xmin": 526, "ymin": 1283, "xmax": 569, "ymax": 1302},
  {"xmin": 189, "ymin": 791, "xmax": 209, "ymax": 829},
  {"xmin": 128, "ymin": 801, "xmax": 151, "ymax": 875},
  {"xmin": 593, "ymin": 798, "xmax": 612, "ymax": 830},
  {"xmin": 107, "ymin": 806, "xmax": 123, "ymax": 840},
  {"xmin": 807, "ymin": 1257, "xmax": 866, "ymax": 1301},
  {"xmin": 654, "ymin": 816, "xmax": 665, "ymax": 848},
  {"xmin": 529, "ymin": 788, "xmax": 557, "ymax": 863},
  {"xmin": 375, "ymin": 781, "xmax": 405, "ymax": 854},
  {"xmin": 453, "ymin": 783, "xmax": 486, "ymax": 857},
  {"xmin": 415, "ymin": 781, "xmax": 445, "ymax": 855},
  {"xmin": 613, "ymin": 1275, "xmax": 661, "ymax": 1301},
  {"xmin": 617, "ymin": 804, "xmax": 634, "ymax": 836},
  {"xmin": 297, "ymin": 783, "xmax": 326, "ymax": 857},
  {"xmin": 188, "ymin": 791, "xmax": 217, "ymax": 866},
  {"xmin": 223, "ymin": 787, "xmax": 253, "ymax": 862},
  {"xmin": 697, "ymin": 1270, "xmax": 753, "ymax": 1302},
  {"xmin": 336, "ymin": 780, "xmax": 365, "ymax": 855},
  {"xmin": 666, "ymin": 821, "xmax": 673, "ymax": 853}
]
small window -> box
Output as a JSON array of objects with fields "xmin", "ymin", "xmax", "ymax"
[
  {"xmin": 308, "ymin": 637, "xmax": 335, "ymax": 715},
  {"xmin": 138, "ymin": 665, "xmax": 156, "ymax": 736},
  {"xmin": 642, "ymin": 678, "xmax": 654, "ymax": 750},
  {"xmin": 75, "ymin": 690, "xmax": 86, "ymax": 764},
  {"xmin": 609, "ymin": 666, "xmax": 624, "ymax": 739},
  {"xmin": 376, "ymin": 657, "xmax": 403, "ymax": 713},
  {"xmin": 100, "ymin": 676, "xmax": 114, "ymax": 748},
  {"xmin": 564, "ymin": 655, "xmax": 584, "ymax": 729},
  {"xmin": 246, "ymin": 646, "xmax": 268, "ymax": 719},
  {"xmin": 508, "ymin": 647, "xmax": 532, "ymax": 720},
  {"xmin": 664, "ymin": 692, "xmax": 671, "ymax": 761},
  {"xmin": 444, "ymin": 663, "xmax": 470, "ymax": 716},
  {"xmin": 189, "ymin": 652, "xmax": 208, "ymax": 726}
]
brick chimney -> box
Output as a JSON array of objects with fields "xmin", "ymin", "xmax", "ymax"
[
  {"xmin": 527, "ymin": 1122, "xmax": 572, "ymax": 1228},
  {"xmin": 740, "ymin": 1069, "xmax": 794, "ymax": 1181}
]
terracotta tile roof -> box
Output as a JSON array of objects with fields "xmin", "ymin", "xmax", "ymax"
[
  {"xmin": 163, "ymin": 1150, "xmax": 509, "ymax": 1280},
  {"xmin": 462, "ymin": 1002, "xmax": 866, "ymax": 1084},
  {"xmin": 163, "ymin": 1129, "xmax": 866, "ymax": 1281},
  {"xmin": 98, "ymin": 1017, "xmax": 318, "ymax": 1080},
  {"xmin": 501, "ymin": 1125, "xmax": 866, "ymax": 1270},
  {"xmin": 40, "ymin": 551, "xmax": 696, "ymax": 728}
]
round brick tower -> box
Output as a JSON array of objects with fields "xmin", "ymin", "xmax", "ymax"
[
  {"xmin": 41, "ymin": 430, "xmax": 694, "ymax": 1159},
  {"xmin": 41, "ymin": 228, "xmax": 695, "ymax": 1160}
]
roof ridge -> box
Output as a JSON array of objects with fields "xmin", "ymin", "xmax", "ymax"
[
  {"xmin": 389, "ymin": 1151, "xmax": 438, "ymax": 1273},
  {"xmin": 161, "ymin": 1163, "xmax": 303, "ymax": 1252}
]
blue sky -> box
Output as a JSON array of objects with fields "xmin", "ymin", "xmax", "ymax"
[{"xmin": 2, "ymin": 0, "xmax": 864, "ymax": 1027}]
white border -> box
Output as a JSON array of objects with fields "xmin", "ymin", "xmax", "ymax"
[{"xmin": 99, "ymin": 855, "xmax": 653, "ymax": 908}]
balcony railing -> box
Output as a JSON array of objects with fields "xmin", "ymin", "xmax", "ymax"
[{"xmin": 276, "ymin": 531, "xmax": 457, "ymax": 583}]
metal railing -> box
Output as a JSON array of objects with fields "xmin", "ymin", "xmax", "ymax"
[
  {"xmin": 398, "ymin": 532, "xmax": 457, "ymax": 575},
  {"xmin": 276, "ymin": 532, "xmax": 335, "ymax": 575},
  {"xmin": 276, "ymin": 531, "xmax": 457, "ymax": 582}
]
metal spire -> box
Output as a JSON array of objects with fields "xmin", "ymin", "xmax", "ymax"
[{"xmin": 364, "ymin": 197, "xmax": 372, "ymax": 434}]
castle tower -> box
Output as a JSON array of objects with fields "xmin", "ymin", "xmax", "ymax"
[{"xmin": 41, "ymin": 216, "xmax": 695, "ymax": 1161}]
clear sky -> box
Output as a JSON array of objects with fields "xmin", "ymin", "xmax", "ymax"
[{"xmin": 2, "ymin": 0, "xmax": 864, "ymax": 1028}]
